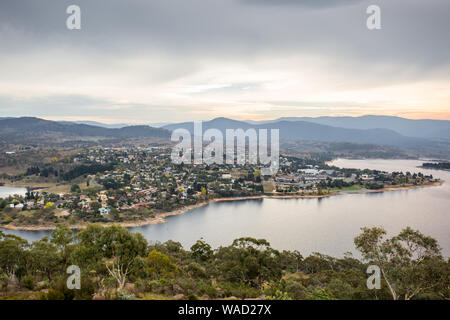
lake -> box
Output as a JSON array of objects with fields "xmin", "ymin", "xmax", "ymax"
[
  {"xmin": 2, "ymin": 159, "xmax": 449, "ymax": 258},
  {"xmin": 0, "ymin": 186, "xmax": 27, "ymax": 198}
]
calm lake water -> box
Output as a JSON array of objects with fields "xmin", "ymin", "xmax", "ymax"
[
  {"xmin": 0, "ymin": 186, "xmax": 27, "ymax": 198},
  {"xmin": 2, "ymin": 159, "xmax": 449, "ymax": 258}
]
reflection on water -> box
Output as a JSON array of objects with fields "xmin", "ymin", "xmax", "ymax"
[{"xmin": 2, "ymin": 159, "xmax": 449, "ymax": 258}]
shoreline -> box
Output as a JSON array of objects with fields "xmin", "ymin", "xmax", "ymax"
[
  {"xmin": 418, "ymin": 166, "xmax": 450, "ymax": 172},
  {"xmin": 0, "ymin": 180, "xmax": 444, "ymax": 231}
]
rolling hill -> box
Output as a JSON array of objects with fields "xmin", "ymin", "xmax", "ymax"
[
  {"xmin": 249, "ymin": 115, "xmax": 450, "ymax": 140},
  {"xmin": 0, "ymin": 117, "xmax": 170, "ymax": 143},
  {"xmin": 2, "ymin": 116, "xmax": 449, "ymax": 158},
  {"xmin": 163, "ymin": 117, "xmax": 435, "ymax": 148}
]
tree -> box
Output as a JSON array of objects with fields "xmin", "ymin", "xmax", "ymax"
[
  {"xmin": 146, "ymin": 250, "xmax": 177, "ymax": 280},
  {"xmin": 0, "ymin": 272, "xmax": 9, "ymax": 294},
  {"xmin": 70, "ymin": 184, "xmax": 81, "ymax": 193},
  {"xmin": 70, "ymin": 224, "xmax": 105, "ymax": 271},
  {"xmin": 90, "ymin": 201, "xmax": 102, "ymax": 213},
  {"xmin": 74, "ymin": 224, "xmax": 147, "ymax": 291},
  {"xmin": 51, "ymin": 226, "xmax": 74, "ymax": 268},
  {"xmin": 191, "ymin": 238, "xmax": 213, "ymax": 262},
  {"xmin": 354, "ymin": 226, "xmax": 447, "ymax": 300},
  {"xmin": 102, "ymin": 226, "xmax": 148, "ymax": 290},
  {"xmin": 317, "ymin": 186, "xmax": 324, "ymax": 195},
  {"xmin": 306, "ymin": 288, "xmax": 336, "ymax": 300},
  {"xmin": 29, "ymin": 239, "xmax": 61, "ymax": 281},
  {"xmin": 279, "ymin": 250, "xmax": 303, "ymax": 273},
  {"xmin": 0, "ymin": 234, "xmax": 29, "ymax": 279},
  {"xmin": 215, "ymin": 237, "xmax": 282, "ymax": 289}
]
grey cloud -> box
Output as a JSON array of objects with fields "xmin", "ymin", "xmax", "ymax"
[
  {"xmin": 0, "ymin": 0, "xmax": 450, "ymax": 121},
  {"xmin": 0, "ymin": 95, "xmax": 117, "ymax": 116},
  {"xmin": 0, "ymin": 95, "xmax": 205, "ymax": 123},
  {"xmin": 0, "ymin": 0, "xmax": 448, "ymax": 72}
]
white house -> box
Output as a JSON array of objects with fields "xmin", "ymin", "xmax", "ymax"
[{"xmin": 99, "ymin": 207, "xmax": 111, "ymax": 215}]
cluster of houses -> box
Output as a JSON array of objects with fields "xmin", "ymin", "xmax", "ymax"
[{"xmin": 2, "ymin": 147, "xmax": 429, "ymax": 218}]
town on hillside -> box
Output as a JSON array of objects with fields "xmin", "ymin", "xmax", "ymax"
[{"xmin": 0, "ymin": 146, "xmax": 439, "ymax": 228}]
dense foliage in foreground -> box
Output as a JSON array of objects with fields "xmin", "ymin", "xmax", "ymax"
[{"xmin": 0, "ymin": 225, "xmax": 448, "ymax": 300}]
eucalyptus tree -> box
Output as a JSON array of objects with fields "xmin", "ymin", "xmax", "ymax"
[
  {"xmin": 0, "ymin": 233, "xmax": 29, "ymax": 280},
  {"xmin": 354, "ymin": 226, "xmax": 448, "ymax": 300},
  {"xmin": 215, "ymin": 237, "xmax": 282, "ymax": 289},
  {"xmin": 29, "ymin": 238, "xmax": 61, "ymax": 281},
  {"xmin": 51, "ymin": 226, "xmax": 74, "ymax": 269},
  {"xmin": 72, "ymin": 224, "xmax": 147, "ymax": 291}
]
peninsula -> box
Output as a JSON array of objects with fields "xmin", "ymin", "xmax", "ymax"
[{"xmin": 0, "ymin": 146, "xmax": 442, "ymax": 230}]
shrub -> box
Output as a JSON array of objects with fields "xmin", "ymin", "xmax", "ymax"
[
  {"xmin": 22, "ymin": 274, "xmax": 34, "ymax": 290},
  {"xmin": 117, "ymin": 291, "xmax": 136, "ymax": 300}
]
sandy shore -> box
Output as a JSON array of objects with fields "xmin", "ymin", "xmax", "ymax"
[{"xmin": 0, "ymin": 180, "xmax": 443, "ymax": 231}]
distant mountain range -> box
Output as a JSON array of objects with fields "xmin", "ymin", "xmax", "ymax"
[
  {"xmin": 57, "ymin": 120, "xmax": 131, "ymax": 129},
  {"xmin": 162, "ymin": 117, "xmax": 444, "ymax": 149},
  {"xmin": 1, "ymin": 116, "xmax": 449, "ymax": 154},
  {"xmin": 52, "ymin": 115, "xmax": 450, "ymax": 140},
  {"xmin": 0, "ymin": 117, "xmax": 170, "ymax": 143},
  {"xmin": 57, "ymin": 120, "xmax": 171, "ymax": 129},
  {"xmin": 245, "ymin": 115, "xmax": 450, "ymax": 140}
]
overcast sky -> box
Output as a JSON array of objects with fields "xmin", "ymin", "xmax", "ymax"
[{"xmin": 0, "ymin": 0, "xmax": 449, "ymax": 123}]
